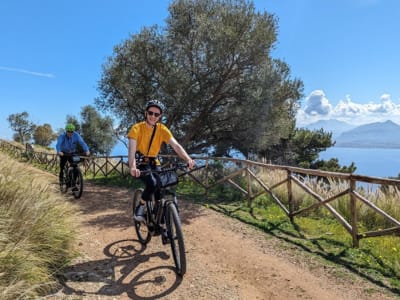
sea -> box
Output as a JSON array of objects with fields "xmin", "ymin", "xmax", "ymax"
[
  {"xmin": 110, "ymin": 141, "xmax": 128, "ymax": 160},
  {"xmin": 111, "ymin": 142, "xmax": 400, "ymax": 179},
  {"xmin": 319, "ymin": 147, "xmax": 400, "ymax": 178}
]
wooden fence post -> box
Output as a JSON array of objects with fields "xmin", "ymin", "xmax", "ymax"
[
  {"xmin": 287, "ymin": 169, "xmax": 294, "ymax": 222},
  {"xmin": 205, "ymin": 158, "xmax": 209, "ymax": 201},
  {"xmin": 247, "ymin": 162, "xmax": 251, "ymax": 207},
  {"xmin": 350, "ymin": 177, "xmax": 359, "ymax": 247}
]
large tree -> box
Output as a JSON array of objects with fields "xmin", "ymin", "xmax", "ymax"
[
  {"xmin": 33, "ymin": 123, "xmax": 57, "ymax": 147},
  {"xmin": 7, "ymin": 111, "xmax": 35, "ymax": 144},
  {"xmin": 79, "ymin": 105, "xmax": 117, "ymax": 155},
  {"xmin": 96, "ymin": 0, "xmax": 303, "ymax": 157}
]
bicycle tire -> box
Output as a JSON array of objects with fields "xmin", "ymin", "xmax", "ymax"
[
  {"xmin": 166, "ymin": 201, "xmax": 186, "ymax": 276},
  {"xmin": 133, "ymin": 189, "xmax": 152, "ymax": 244},
  {"xmin": 72, "ymin": 167, "xmax": 83, "ymax": 199},
  {"xmin": 60, "ymin": 166, "xmax": 69, "ymax": 193}
]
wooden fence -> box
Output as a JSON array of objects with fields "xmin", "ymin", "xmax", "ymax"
[{"xmin": 1, "ymin": 139, "xmax": 400, "ymax": 247}]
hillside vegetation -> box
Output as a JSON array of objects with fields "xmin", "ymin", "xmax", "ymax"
[{"xmin": 0, "ymin": 152, "xmax": 79, "ymax": 299}]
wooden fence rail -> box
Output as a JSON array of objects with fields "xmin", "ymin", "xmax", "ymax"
[{"xmin": 1, "ymin": 139, "xmax": 400, "ymax": 247}]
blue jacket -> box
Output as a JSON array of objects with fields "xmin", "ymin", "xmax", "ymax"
[{"xmin": 56, "ymin": 132, "xmax": 89, "ymax": 154}]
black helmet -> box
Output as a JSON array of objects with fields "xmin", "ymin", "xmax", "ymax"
[{"xmin": 145, "ymin": 99, "xmax": 165, "ymax": 114}]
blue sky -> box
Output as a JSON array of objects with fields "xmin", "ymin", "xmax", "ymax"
[{"xmin": 1, "ymin": 0, "xmax": 400, "ymax": 141}]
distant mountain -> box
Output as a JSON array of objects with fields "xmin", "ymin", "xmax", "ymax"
[
  {"xmin": 335, "ymin": 120, "xmax": 400, "ymax": 148},
  {"xmin": 302, "ymin": 119, "xmax": 355, "ymax": 138}
]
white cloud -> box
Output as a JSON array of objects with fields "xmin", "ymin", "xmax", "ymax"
[
  {"xmin": 0, "ymin": 66, "xmax": 55, "ymax": 78},
  {"xmin": 296, "ymin": 90, "xmax": 400, "ymax": 126},
  {"xmin": 303, "ymin": 90, "xmax": 332, "ymax": 115},
  {"xmin": 334, "ymin": 95, "xmax": 365, "ymax": 115}
]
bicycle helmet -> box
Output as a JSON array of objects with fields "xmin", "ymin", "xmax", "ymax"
[
  {"xmin": 145, "ymin": 99, "xmax": 165, "ymax": 114},
  {"xmin": 65, "ymin": 123, "xmax": 75, "ymax": 132}
]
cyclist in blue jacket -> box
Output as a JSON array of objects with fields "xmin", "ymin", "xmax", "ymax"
[{"xmin": 56, "ymin": 123, "xmax": 90, "ymax": 186}]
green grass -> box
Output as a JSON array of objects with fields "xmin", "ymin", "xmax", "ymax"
[
  {"xmin": 86, "ymin": 173, "xmax": 137, "ymax": 188},
  {"xmin": 207, "ymin": 195, "xmax": 400, "ymax": 295}
]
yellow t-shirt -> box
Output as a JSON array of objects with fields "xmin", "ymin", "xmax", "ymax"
[{"xmin": 127, "ymin": 121, "xmax": 173, "ymax": 157}]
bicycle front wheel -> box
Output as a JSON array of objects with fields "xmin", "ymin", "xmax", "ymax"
[
  {"xmin": 166, "ymin": 201, "xmax": 186, "ymax": 276},
  {"xmin": 133, "ymin": 189, "xmax": 151, "ymax": 244},
  {"xmin": 60, "ymin": 166, "xmax": 69, "ymax": 193},
  {"xmin": 72, "ymin": 168, "xmax": 83, "ymax": 199}
]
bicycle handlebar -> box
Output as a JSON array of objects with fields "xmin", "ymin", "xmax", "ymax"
[
  {"xmin": 58, "ymin": 152, "xmax": 90, "ymax": 158},
  {"xmin": 137, "ymin": 163, "xmax": 204, "ymax": 178}
]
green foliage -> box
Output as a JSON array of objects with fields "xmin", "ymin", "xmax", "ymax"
[
  {"xmin": 80, "ymin": 105, "xmax": 117, "ymax": 155},
  {"xmin": 312, "ymin": 158, "xmax": 357, "ymax": 173},
  {"xmin": 33, "ymin": 123, "xmax": 57, "ymax": 147},
  {"xmin": 292, "ymin": 128, "xmax": 334, "ymax": 168},
  {"xmin": 96, "ymin": 0, "xmax": 303, "ymax": 157},
  {"xmin": 259, "ymin": 127, "xmax": 357, "ymax": 172},
  {"xmin": 7, "ymin": 111, "xmax": 35, "ymax": 144},
  {"xmin": 87, "ymin": 173, "xmax": 138, "ymax": 188},
  {"xmin": 0, "ymin": 153, "xmax": 79, "ymax": 299}
]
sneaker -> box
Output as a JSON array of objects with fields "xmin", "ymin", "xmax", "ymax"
[{"xmin": 134, "ymin": 204, "xmax": 146, "ymax": 223}]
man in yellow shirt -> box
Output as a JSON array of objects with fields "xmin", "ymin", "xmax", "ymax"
[{"xmin": 128, "ymin": 99, "xmax": 195, "ymax": 222}]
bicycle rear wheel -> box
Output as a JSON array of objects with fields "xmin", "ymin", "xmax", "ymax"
[
  {"xmin": 133, "ymin": 189, "xmax": 151, "ymax": 244},
  {"xmin": 72, "ymin": 168, "xmax": 83, "ymax": 199},
  {"xmin": 166, "ymin": 201, "xmax": 186, "ymax": 276}
]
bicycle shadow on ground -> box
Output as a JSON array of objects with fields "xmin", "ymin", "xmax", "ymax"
[{"xmin": 55, "ymin": 239, "xmax": 183, "ymax": 299}]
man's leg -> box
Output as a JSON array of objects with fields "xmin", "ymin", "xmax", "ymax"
[
  {"xmin": 134, "ymin": 166, "xmax": 158, "ymax": 222},
  {"xmin": 59, "ymin": 156, "xmax": 67, "ymax": 184}
]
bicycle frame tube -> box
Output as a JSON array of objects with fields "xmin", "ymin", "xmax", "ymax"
[{"xmin": 155, "ymin": 199, "xmax": 164, "ymax": 226}]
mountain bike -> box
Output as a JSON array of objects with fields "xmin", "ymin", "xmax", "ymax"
[
  {"xmin": 131, "ymin": 163, "xmax": 192, "ymax": 276},
  {"xmin": 60, "ymin": 153, "xmax": 85, "ymax": 199}
]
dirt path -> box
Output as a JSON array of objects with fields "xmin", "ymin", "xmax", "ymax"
[{"xmin": 48, "ymin": 182, "xmax": 398, "ymax": 300}]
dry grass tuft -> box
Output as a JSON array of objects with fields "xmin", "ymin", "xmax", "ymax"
[{"xmin": 0, "ymin": 152, "xmax": 80, "ymax": 299}]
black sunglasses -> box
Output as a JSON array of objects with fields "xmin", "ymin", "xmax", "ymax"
[
  {"xmin": 147, "ymin": 111, "xmax": 161, "ymax": 117},
  {"xmin": 67, "ymin": 131, "xmax": 73, "ymax": 133}
]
